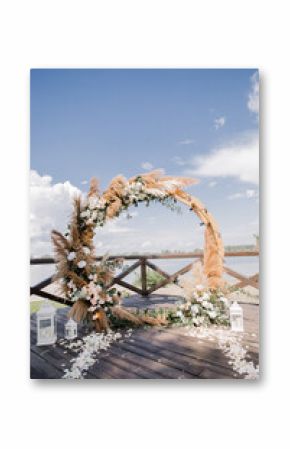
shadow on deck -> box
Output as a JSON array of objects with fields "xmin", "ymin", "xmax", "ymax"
[{"xmin": 30, "ymin": 297, "xmax": 259, "ymax": 380}]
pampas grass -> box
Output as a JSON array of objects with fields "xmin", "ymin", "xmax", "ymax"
[
  {"xmin": 68, "ymin": 301, "xmax": 167, "ymax": 332},
  {"xmin": 88, "ymin": 177, "xmax": 100, "ymax": 197},
  {"xmin": 111, "ymin": 306, "xmax": 143, "ymax": 325},
  {"xmin": 52, "ymin": 170, "xmax": 225, "ymax": 334},
  {"xmin": 93, "ymin": 309, "xmax": 110, "ymax": 333},
  {"xmin": 69, "ymin": 299, "xmax": 89, "ymax": 322}
]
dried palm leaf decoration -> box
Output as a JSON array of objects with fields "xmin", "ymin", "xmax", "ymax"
[{"xmin": 52, "ymin": 171, "xmax": 224, "ymax": 332}]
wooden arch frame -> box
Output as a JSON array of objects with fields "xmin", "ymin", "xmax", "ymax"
[{"xmin": 86, "ymin": 171, "xmax": 224, "ymax": 289}]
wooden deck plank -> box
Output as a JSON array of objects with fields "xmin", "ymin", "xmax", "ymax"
[
  {"xmin": 132, "ymin": 328, "xmax": 237, "ymax": 370},
  {"xmin": 30, "ymin": 351, "xmax": 63, "ymax": 379},
  {"xmin": 98, "ymin": 345, "xmax": 168, "ymax": 379},
  {"xmin": 30, "ymin": 303, "xmax": 259, "ymax": 379},
  {"xmin": 107, "ymin": 343, "xmax": 194, "ymax": 379},
  {"xmin": 116, "ymin": 340, "xmax": 198, "ymax": 378},
  {"xmin": 120, "ymin": 336, "xmax": 237, "ymax": 379}
]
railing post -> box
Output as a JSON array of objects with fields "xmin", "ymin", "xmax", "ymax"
[{"xmin": 140, "ymin": 257, "xmax": 148, "ymax": 296}]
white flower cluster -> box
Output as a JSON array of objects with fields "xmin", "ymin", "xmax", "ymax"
[
  {"xmin": 68, "ymin": 279, "xmax": 115, "ymax": 309},
  {"xmin": 75, "ymin": 176, "xmax": 179, "ymax": 234},
  {"xmin": 67, "ymin": 247, "xmax": 90, "ymax": 265},
  {"xmin": 171, "ymin": 288, "xmax": 230, "ymax": 326},
  {"xmin": 124, "ymin": 180, "xmax": 167, "ymax": 202},
  {"xmin": 79, "ymin": 196, "xmax": 107, "ymax": 226},
  {"xmin": 63, "ymin": 331, "xmax": 123, "ymax": 379}
]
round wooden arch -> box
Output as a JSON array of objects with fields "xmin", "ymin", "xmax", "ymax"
[{"xmin": 87, "ymin": 170, "xmax": 224, "ymax": 289}]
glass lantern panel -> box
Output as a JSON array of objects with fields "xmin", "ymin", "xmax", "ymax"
[
  {"xmin": 39, "ymin": 324, "xmax": 53, "ymax": 339},
  {"xmin": 40, "ymin": 319, "xmax": 52, "ymax": 328}
]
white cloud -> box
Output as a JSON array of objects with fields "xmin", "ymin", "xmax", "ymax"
[
  {"xmin": 186, "ymin": 132, "xmax": 259, "ymax": 185},
  {"xmin": 247, "ymin": 71, "xmax": 259, "ymax": 115},
  {"xmin": 214, "ymin": 116, "xmax": 226, "ymax": 130},
  {"xmin": 228, "ymin": 189, "xmax": 259, "ymax": 200},
  {"xmin": 95, "ymin": 214, "xmax": 134, "ymax": 235},
  {"xmin": 30, "ymin": 170, "xmax": 81, "ymax": 256},
  {"xmin": 81, "ymin": 180, "xmax": 88, "ymax": 185},
  {"xmin": 141, "ymin": 161, "xmax": 154, "ymax": 170},
  {"xmin": 178, "ymin": 138, "xmax": 195, "ymax": 145},
  {"xmin": 208, "ymin": 181, "xmax": 217, "ymax": 188},
  {"xmin": 141, "ymin": 240, "xmax": 152, "ymax": 248}
]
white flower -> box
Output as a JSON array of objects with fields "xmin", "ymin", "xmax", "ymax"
[
  {"xmin": 208, "ymin": 310, "xmax": 217, "ymax": 319},
  {"xmin": 202, "ymin": 301, "xmax": 213, "ymax": 309},
  {"xmin": 91, "ymin": 211, "xmax": 98, "ymax": 221},
  {"xmin": 83, "ymin": 246, "xmax": 90, "ymax": 255},
  {"xmin": 176, "ymin": 310, "xmax": 185, "ymax": 322},
  {"xmin": 67, "ymin": 251, "xmax": 76, "ymax": 261},
  {"xmin": 88, "ymin": 197, "xmax": 99, "ymax": 210},
  {"xmin": 77, "ymin": 260, "xmax": 87, "ymax": 269},
  {"xmin": 202, "ymin": 292, "xmax": 210, "ymax": 301},
  {"xmin": 196, "ymin": 284, "xmax": 204, "ymax": 291},
  {"xmin": 80, "ymin": 287, "xmax": 88, "ymax": 298},
  {"xmin": 145, "ymin": 187, "xmax": 166, "ymax": 197},
  {"xmin": 67, "ymin": 280, "xmax": 76, "ymax": 289},
  {"xmin": 134, "ymin": 181, "xmax": 143, "ymax": 191},
  {"xmin": 97, "ymin": 198, "xmax": 106, "ymax": 208},
  {"xmin": 80, "ymin": 210, "xmax": 90, "ymax": 218},
  {"xmin": 88, "ymin": 306, "xmax": 97, "ymax": 312},
  {"xmin": 220, "ymin": 296, "xmax": 229, "ymax": 306},
  {"xmin": 191, "ymin": 304, "xmax": 199, "ymax": 315},
  {"xmin": 94, "ymin": 285, "xmax": 102, "ymax": 294}
]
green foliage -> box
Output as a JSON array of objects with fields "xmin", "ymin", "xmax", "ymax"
[
  {"xmin": 134, "ymin": 268, "xmax": 165, "ymax": 289},
  {"xmin": 30, "ymin": 300, "xmax": 65, "ymax": 314}
]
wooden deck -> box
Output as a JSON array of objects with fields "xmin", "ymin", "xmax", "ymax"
[{"xmin": 30, "ymin": 299, "xmax": 259, "ymax": 379}]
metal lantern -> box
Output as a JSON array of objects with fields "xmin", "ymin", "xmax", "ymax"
[
  {"xmin": 36, "ymin": 300, "xmax": 57, "ymax": 346},
  {"xmin": 64, "ymin": 318, "xmax": 77, "ymax": 340},
  {"xmin": 230, "ymin": 301, "xmax": 244, "ymax": 332}
]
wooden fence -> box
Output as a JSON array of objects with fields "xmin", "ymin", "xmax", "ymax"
[{"xmin": 30, "ymin": 251, "xmax": 259, "ymax": 306}]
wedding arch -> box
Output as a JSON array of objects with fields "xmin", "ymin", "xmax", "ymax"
[{"xmin": 52, "ymin": 170, "xmax": 224, "ymax": 331}]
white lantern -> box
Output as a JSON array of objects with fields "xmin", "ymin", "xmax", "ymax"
[
  {"xmin": 36, "ymin": 300, "xmax": 57, "ymax": 346},
  {"xmin": 230, "ymin": 301, "xmax": 244, "ymax": 332},
  {"xmin": 64, "ymin": 318, "xmax": 78, "ymax": 340}
]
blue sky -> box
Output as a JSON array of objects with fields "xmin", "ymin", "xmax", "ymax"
[{"xmin": 30, "ymin": 69, "xmax": 259, "ymax": 256}]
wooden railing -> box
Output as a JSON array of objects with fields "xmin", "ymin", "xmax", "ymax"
[{"xmin": 30, "ymin": 251, "xmax": 259, "ymax": 305}]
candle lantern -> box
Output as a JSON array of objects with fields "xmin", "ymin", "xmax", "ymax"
[
  {"xmin": 36, "ymin": 300, "xmax": 57, "ymax": 346},
  {"xmin": 64, "ymin": 318, "xmax": 78, "ymax": 340},
  {"xmin": 230, "ymin": 301, "xmax": 244, "ymax": 332}
]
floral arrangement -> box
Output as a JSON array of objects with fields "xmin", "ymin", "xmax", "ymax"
[
  {"xmin": 52, "ymin": 170, "xmax": 224, "ymax": 332},
  {"xmin": 170, "ymin": 264, "xmax": 230, "ymax": 326},
  {"xmin": 166, "ymin": 287, "xmax": 230, "ymax": 327}
]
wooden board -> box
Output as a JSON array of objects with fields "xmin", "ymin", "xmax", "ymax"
[{"xmin": 30, "ymin": 303, "xmax": 259, "ymax": 379}]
